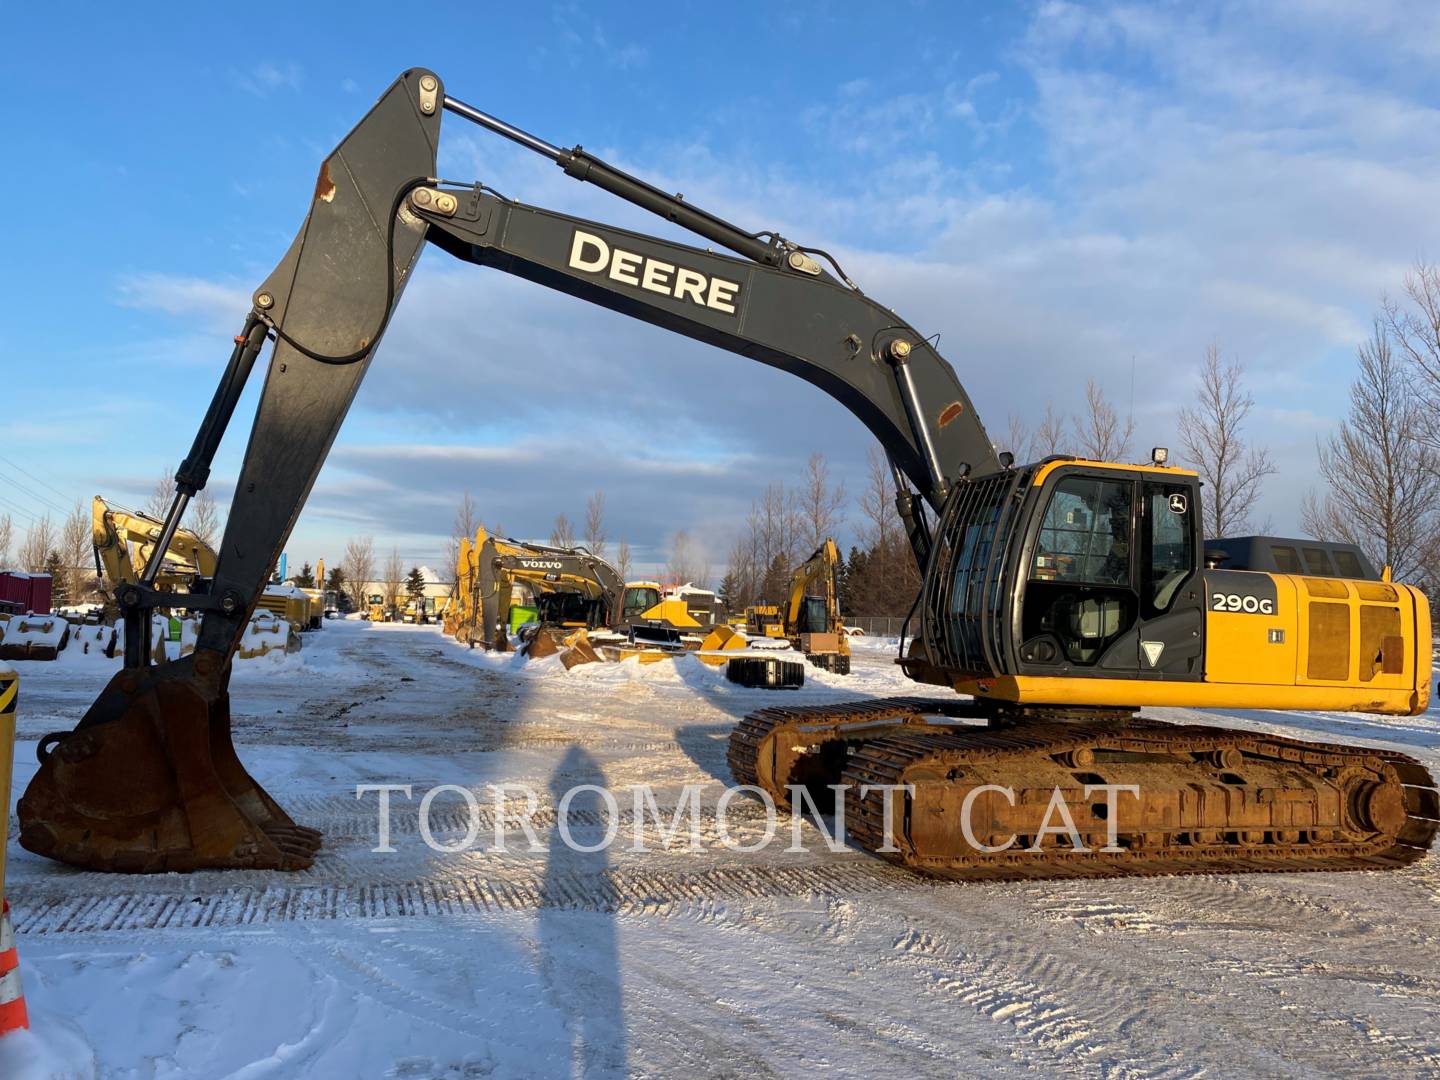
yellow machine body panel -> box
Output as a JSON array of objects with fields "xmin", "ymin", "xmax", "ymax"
[{"xmin": 948, "ymin": 571, "xmax": 1430, "ymax": 716}]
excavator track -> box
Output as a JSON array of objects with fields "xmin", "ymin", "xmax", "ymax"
[{"xmin": 727, "ymin": 697, "xmax": 1439, "ymax": 883}]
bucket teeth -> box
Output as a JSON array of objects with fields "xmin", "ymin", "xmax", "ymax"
[{"xmin": 17, "ymin": 657, "xmax": 319, "ymax": 874}]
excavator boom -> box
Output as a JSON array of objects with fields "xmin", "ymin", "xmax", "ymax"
[{"xmin": 19, "ymin": 70, "xmax": 1436, "ymax": 880}]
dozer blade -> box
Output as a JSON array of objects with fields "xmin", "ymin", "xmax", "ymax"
[
  {"xmin": 17, "ymin": 651, "xmax": 320, "ymax": 873},
  {"xmin": 730, "ymin": 697, "xmax": 1440, "ymax": 883}
]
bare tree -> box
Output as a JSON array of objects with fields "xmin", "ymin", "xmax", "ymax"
[
  {"xmin": 382, "ymin": 546, "xmax": 404, "ymax": 613},
  {"xmin": 665, "ymin": 529, "xmax": 705, "ymax": 587},
  {"xmin": 60, "ymin": 502, "xmax": 92, "ymax": 603},
  {"xmin": 1177, "ymin": 346, "xmax": 1276, "ymax": 538},
  {"xmin": 584, "ymin": 491, "xmax": 607, "ymax": 555},
  {"xmin": 798, "ymin": 452, "xmax": 845, "ymax": 549},
  {"xmin": 850, "ymin": 446, "xmax": 920, "ymax": 614},
  {"xmin": 145, "ymin": 467, "xmax": 177, "ymax": 519},
  {"xmin": 340, "ymin": 536, "xmax": 375, "ymax": 612},
  {"xmin": 1001, "ymin": 415, "xmax": 1030, "ymax": 460},
  {"xmin": 1032, "ymin": 401, "xmax": 1067, "ymax": 458},
  {"xmin": 446, "ymin": 491, "xmax": 478, "ymax": 581},
  {"xmin": 189, "ymin": 488, "xmax": 222, "ymax": 549},
  {"xmin": 615, "ymin": 539, "xmax": 633, "ymax": 582},
  {"xmin": 19, "ymin": 514, "xmax": 55, "ymax": 573},
  {"xmin": 0, "ymin": 513, "xmax": 12, "ymax": 567},
  {"xmin": 1072, "ymin": 379, "xmax": 1135, "ymax": 461},
  {"xmin": 1301, "ymin": 320, "xmax": 1440, "ymax": 580},
  {"xmin": 1385, "ymin": 260, "xmax": 1440, "ymax": 453},
  {"xmin": 549, "ymin": 512, "xmax": 575, "ymax": 549}
]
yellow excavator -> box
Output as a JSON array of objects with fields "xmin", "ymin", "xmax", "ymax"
[
  {"xmin": 94, "ymin": 498, "xmax": 301, "ymax": 659},
  {"xmin": 19, "ymin": 71, "xmax": 1435, "ymax": 881},
  {"xmin": 92, "ymin": 496, "xmax": 217, "ymax": 603},
  {"xmin": 450, "ymin": 526, "xmax": 621, "ymax": 651},
  {"xmin": 785, "ymin": 539, "xmax": 851, "ymax": 673}
]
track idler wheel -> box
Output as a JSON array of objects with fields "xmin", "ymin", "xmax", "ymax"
[{"xmin": 17, "ymin": 650, "xmax": 320, "ymax": 873}]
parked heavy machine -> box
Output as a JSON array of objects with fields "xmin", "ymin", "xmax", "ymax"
[
  {"xmin": 452, "ymin": 526, "xmax": 622, "ymax": 651},
  {"xmin": 92, "ymin": 496, "xmax": 217, "ymax": 607},
  {"xmin": 745, "ymin": 605, "xmax": 785, "ymax": 638},
  {"xmin": 20, "ymin": 71, "xmax": 1435, "ymax": 879},
  {"xmin": 785, "ymin": 539, "xmax": 851, "ymax": 673}
]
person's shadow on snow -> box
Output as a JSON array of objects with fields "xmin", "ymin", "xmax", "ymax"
[{"xmin": 540, "ymin": 746, "xmax": 627, "ymax": 1077}]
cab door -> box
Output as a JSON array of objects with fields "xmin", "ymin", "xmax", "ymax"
[{"xmin": 1133, "ymin": 477, "xmax": 1204, "ymax": 679}]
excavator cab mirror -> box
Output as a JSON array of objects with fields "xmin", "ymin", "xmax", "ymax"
[{"xmin": 998, "ymin": 451, "xmax": 1014, "ymax": 469}]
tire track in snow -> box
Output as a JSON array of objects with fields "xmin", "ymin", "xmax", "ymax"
[{"xmin": 11, "ymin": 861, "xmax": 942, "ymax": 935}]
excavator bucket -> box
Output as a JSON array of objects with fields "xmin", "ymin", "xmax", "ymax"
[{"xmin": 17, "ymin": 651, "xmax": 320, "ymax": 873}]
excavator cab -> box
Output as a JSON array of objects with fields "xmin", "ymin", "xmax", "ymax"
[
  {"xmin": 621, "ymin": 584, "xmax": 662, "ymax": 621},
  {"xmin": 916, "ymin": 455, "xmax": 1429, "ymax": 718},
  {"xmin": 920, "ymin": 458, "xmax": 1205, "ymax": 686}
]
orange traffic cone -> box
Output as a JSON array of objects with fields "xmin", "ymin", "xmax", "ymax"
[{"xmin": 0, "ymin": 898, "xmax": 28, "ymax": 1035}]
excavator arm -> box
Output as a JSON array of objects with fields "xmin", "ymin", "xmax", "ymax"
[{"xmin": 22, "ymin": 68, "xmax": 996, "ymax": 874}]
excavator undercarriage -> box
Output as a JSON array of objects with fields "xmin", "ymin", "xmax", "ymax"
[{"xmin": 729, "ymin": 698, "xmax": 1438, "ymax": 881}]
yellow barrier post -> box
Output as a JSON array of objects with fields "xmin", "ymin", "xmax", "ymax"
[{"xmin": 0, "ymin": 665, "xmax": 29, "ymax": 1034}]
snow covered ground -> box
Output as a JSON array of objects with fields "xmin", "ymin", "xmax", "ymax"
[{"xmin": 2, "ymin": 619, "xmax": 1438, "ymax": 1078}]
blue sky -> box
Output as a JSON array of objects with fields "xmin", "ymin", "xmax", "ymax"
[{"xmin": 3, "ymin": 2, "xmax": 1439, "ymax": 578}]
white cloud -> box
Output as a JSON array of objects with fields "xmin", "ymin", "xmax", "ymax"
[
  {"xmin": 115, "ymin": 273, "xmax": 251, "ymax": 333},
  {"xmin": 231, "ymin": 61, "xmax": 303, "ymax": 97}
]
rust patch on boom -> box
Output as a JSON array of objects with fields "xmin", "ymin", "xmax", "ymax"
[
  {"xmin": 314, "ymin": 160, "xmax": 337, "ymax": 203},
  {"xmin": 938, "ymin": 402, "xmax": 964, "ymax": 428}
]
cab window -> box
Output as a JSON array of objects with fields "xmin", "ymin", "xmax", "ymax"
[
  {"xmin": 1032, "ymin": 477, "xmax": 1134, "ymax": 586},
  {"xmin": 1145, "ymin": 483, "xmax": 1193, "ymax": 613},
  {"xmin": 623, "ymin": 587, "xmax": 660, "ymax": 618}
]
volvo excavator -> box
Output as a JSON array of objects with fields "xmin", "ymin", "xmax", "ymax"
[
  {"xmin": 463, "ymin": 526, "xmax": 622, "ymax": 651},
  {"xmin": 19, "ymin": 70, "xmax": 1437, "ymax": 880}
]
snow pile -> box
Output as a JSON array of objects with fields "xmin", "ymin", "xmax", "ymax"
[{"xmin": 0, "ymin": 1012, "xmax": 97, "ymax": 1080}]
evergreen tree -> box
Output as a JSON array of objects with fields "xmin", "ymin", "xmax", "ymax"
[
  {"xmin": 326, "ymin": 567, "xmax": 347, "ymax": 611},
  {"xmin": 293, "ymin": 562, "xmax": 316, "ymax": 588},
  {"xmin": 44, "ymin": 549, "xmax": 67, "ymax": 606},
  {"xmin": 718, "ymin": 570, "xmax": 741, "ymax": 614},
  {"xmin": 846, "ymin": 545, "xmax": 870, "ymax": 615},
  {"xmin": 405, "ymin": 567, "xmax": 426, "ymax": 603},
  {"xmin": 761, "ymin": 552, "xmax": 791, "ymax": 605}
]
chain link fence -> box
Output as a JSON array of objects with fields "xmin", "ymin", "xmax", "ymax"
[{"xmin": 842, "ymin": 616, "xmax": 909, "ymax": 638}]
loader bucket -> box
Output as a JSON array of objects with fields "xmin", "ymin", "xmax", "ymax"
[
  {"xmin": 630, "ymin": 622, "xmax": 683, "ymax": 649},
  {"xmin": 559, "ymin": 629, "xmax": 602, "ymax": 670},
  {"xmin": 696, "ymin": 623, "xmax": 747, "ymax": 665},
  {"xmin": 16, "ymin": 649, "xmax": 320, "ymax": 873}
]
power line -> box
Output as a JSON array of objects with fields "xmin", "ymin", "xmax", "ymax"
[
  {"xmin": 0, "ymin": 451, "xmax": 75, "ymax": 506},
  {"xmin": 0, "ymin": 492, "xmax": 39, "ymax": 529},
  {"xmin": 0, "ymin": 467, "xmax": 73, "ymax": 518}
]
